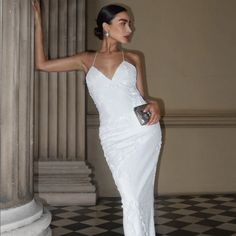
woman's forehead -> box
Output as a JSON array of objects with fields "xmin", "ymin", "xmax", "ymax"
[{"xmin": 113, "ymin": 11, "xmax": 131, "ymax": 22}]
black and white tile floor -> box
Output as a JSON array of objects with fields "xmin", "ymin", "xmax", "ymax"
[{"xmin": 49, "ymin": 194, "xmax": 236, "ymax": 236}]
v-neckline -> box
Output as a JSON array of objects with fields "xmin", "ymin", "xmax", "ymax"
[{"xmin": 92, "ymin": 61, "xmax": 125, "ymax": 81}]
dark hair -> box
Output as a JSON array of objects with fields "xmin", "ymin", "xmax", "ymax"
[{"xmin": 94, "ymin": 4, "xmax": 127, "ymax": 40}]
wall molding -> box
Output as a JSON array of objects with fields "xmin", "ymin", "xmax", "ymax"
[{"xmin": 86, "ymin": 111, "xmax": 236, "ymax": 128}]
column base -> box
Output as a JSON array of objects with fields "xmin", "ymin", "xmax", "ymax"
[
  {"xmin": 35, "ymin": 192, "xmax": 96, "ymax": 206},
  {"xmin": 34, "ymin": 161, "xmax": 97, "ymax": 205},
  {"xmin": 1, "ymin": 199, "xmax": 52, "ymax": 236}
]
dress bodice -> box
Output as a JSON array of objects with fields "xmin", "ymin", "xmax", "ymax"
[{"xmin": 85, "ymin": 54, "xmax": 146, "ymax": 127}]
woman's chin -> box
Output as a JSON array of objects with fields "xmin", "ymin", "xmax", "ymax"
[{"xmin": 120, "ymin": 38, "xmax": 131, "ymax": 44}]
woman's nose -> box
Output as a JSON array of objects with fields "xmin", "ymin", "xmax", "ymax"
[{"xmin": 127, "ymin": 25, "xmax": 132, "ymax": 33}]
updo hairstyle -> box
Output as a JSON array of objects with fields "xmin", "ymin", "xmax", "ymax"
[{"xmin": 94, "ymin": 4, "xmax": 127, "ymax": 40}]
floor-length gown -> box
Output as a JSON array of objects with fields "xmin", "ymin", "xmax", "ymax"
[{"xmin": 85, "ymin": 51, "xmax": 162, "ymax": 236}]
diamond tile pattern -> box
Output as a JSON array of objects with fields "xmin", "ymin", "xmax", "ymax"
[{"xmin": 48, "ymin": 194, "xmax": 236, "ymax": 235}]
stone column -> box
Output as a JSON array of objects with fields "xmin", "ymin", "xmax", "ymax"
[{"xmin": 0, "ymin": 0, "xmax": 51, "ymax": 235}]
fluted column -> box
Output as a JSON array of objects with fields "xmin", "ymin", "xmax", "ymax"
[
  {"xmin": 34, "ymin": 0, "xmax": 86, "ymax": 161},
  {"xmin": 0, "ymin": 0, "xmax": 51, "ymax": 235},
  {"xmin": 33, "ymin": 0, "xmax": 96, "ymax": 205}
]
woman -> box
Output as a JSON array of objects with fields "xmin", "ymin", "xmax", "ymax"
[{"xmin": 32, "ymin": 2, "xmax": 162, "ymax": 235}]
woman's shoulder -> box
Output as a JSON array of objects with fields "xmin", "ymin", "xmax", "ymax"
[
  {"xmin": 123, "ymin": 50, "xmax": 142, "ymax": 66},
  {"xmin": 76, "ymin": 50, "xmax": 97, "ymax": 70},
  {"xmin": 78, "ymin": 50, "xmax": 96, "ymax": 60}
]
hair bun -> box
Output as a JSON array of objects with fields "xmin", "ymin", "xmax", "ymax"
[{"xmin": 94, "ymin": 27, "xmax": 103, "ymax": 40}]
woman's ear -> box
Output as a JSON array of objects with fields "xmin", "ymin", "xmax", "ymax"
[{"xmin": 102, "ymin": 22, "xmax": 110, "ymax": 33}]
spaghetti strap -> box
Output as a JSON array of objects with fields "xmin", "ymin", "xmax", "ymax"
[
  {"xmin": 121, "ymin": 50, "xmax": 125, "ymax": 61},
  {"xmin": 92, "ymin": 52, "xmax": 98, "ymax": 66}
]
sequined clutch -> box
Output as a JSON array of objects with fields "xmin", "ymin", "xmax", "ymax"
[{"xmin": 134, "ymin": 104, "xmax": 151, "ymax": 125}]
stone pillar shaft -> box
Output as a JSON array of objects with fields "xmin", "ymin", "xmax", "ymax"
[
  {"xmin": 0, "ymin": 0, "xmax": 34, "ymax": 210},
  {"xmin": 0, "ymin": 0, "xmax": 51, "ymax": 235}
]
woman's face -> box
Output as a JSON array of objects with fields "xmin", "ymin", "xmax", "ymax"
[{"xmin": 103, "ymin": 11, "xmax": 132, "ymax": 44}]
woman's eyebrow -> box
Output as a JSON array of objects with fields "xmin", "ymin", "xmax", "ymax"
[{"xmin": 118, "ymin": 18, "xmax": 130, "ymax": 23}]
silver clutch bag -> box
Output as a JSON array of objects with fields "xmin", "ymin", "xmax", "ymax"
[{"xmin": 134, "ymin": 103, "xmax": 151, "ymax": 125}]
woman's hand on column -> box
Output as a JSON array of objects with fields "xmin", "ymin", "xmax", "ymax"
[{"xmin": 32, "ymin": 0, "xmax": 42, "ymax": 26}]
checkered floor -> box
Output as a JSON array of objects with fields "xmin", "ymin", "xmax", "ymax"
[{"xmin": 49, "ymin": 194, "xmax": 236, "ymax": 236}]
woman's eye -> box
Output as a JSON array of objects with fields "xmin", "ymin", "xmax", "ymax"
[{"xmin": 119, "ymin": 21, "xmax": 126, "ymax": 26}]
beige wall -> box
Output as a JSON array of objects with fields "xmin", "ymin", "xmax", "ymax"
[{"xmin": 86, "ymin": 0, "xmax": 236, "ymax": 196}]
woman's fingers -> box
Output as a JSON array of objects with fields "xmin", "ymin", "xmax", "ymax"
[
  {"xmin": 143, "ymin": 104, "xmax": 151, "ymax": 113},
  {"xmin": 32, "ymin": 1, "xmax": 35, "ymax": 10},
  {"xmin": 143, "ymin": 104, "xmax": 161, "ymax": 125},
  {"xmin": 32, "ymin": 0, "xmax": 42, "ymax": 25},
  {"xmin": 147, "ymin": 113, "xmax": 159, "ymax": 125},
  {"xmin": 32, "ymin": 0, "xmax": 40, "ymax": 13},
  {"xmin": 35, "ymin": 1, "xmax": 41, "ymax": 12},
  {"xmin": 32, "ymin": 0, "xmax": 37, "ymax": 8}
]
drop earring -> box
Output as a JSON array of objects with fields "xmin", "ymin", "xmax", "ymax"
[{"xmin": 104, "ymin": 31, "xmax": 110, "ymax": 37}]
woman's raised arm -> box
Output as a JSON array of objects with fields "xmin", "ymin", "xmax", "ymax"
[{"xmin": 32, "ymin": 0, "xmax": 85, "ymax": 72}]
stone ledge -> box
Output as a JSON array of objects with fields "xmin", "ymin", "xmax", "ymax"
[
  {"xmin": 34, "ymin": 161, "xmax": 97, "ymax": 205},
  {"xmin": 35, "ymin": 193, "xmax": 97, "ymax": 206},
  {"xmin": 36, "ymin": 183, "xmax": 96, "ymax": 193},
  {"xmin": 34, "ymin": 161, "xmax": 92, "ymax": 174}
]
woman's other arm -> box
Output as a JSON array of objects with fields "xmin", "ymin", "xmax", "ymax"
[{"xmin": 132, "ymin": 53, "xmax": 161, "ymax": 124}]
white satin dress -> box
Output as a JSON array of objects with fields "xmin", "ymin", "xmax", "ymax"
[{"xmin": 85, "ymin": 51, "xmax": 162, "ymax": 236}]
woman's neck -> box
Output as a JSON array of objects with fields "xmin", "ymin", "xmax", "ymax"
[{"xmin": 99, "ymin": 38, "xmax": 121, "ymax": 53}]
